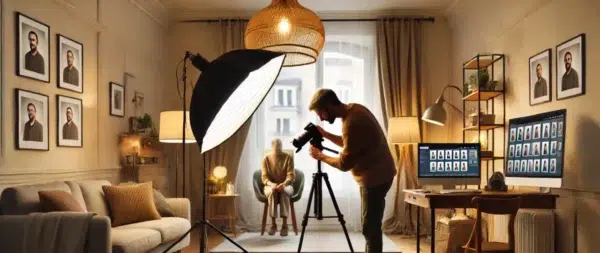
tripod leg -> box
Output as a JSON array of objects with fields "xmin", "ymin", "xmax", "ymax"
[
  {"xmin": 297, "ymin": 174, "xmax": 318, "ymax": 253},
  {"xmin": 204, "ymin": 221, "xmax": 248, "ymax": 253},
  {"xmin": 322, "ymin": 173, "xmax": 355, "ymax": 253}
]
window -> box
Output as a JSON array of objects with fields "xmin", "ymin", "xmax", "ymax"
[
  {"xmin": 237, "ymin": 21, "xmax": 383, "ymax": 232},
  {"xmin": 274, "ymin": 86, "xmax": 296, "ymax": 107},
  {"xmin": 276, "ymin": 118, "xmax": 291, "ymax": 134}
]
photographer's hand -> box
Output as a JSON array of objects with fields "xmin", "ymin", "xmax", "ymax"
[
  {"xmin": 316, "ymin": 125, "xmax": 343, "ymax": 147},
  {"xmin": 309, "ymin": 145, "xmax": 324, "ymax": 160}
]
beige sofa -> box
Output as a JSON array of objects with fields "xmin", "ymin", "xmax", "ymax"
[{"xmin": 0, "ymin": 180, "xmax": 191, "ymax": 253}]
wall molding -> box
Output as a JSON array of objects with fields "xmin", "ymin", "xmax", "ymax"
[
  {"xmin": 130, "ymin": 0, "xmax": 169, "ymax": 29},
  {"xmin": 0, "ymin": 168, "xmax": 121, "ymax": 188},
  {"xmin": 53, "ymin": 0, "xmax": 107, "ymax": 32}
]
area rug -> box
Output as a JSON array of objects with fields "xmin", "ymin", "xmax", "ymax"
[{"xmin": 211, "ymin": 231, "xmax": 402, "ymax": 253}]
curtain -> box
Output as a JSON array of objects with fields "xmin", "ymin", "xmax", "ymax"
[
  {"xmin": 234, "ymin": 21, "xmax": 384, "ymax": 232},
  {"xmin": 376, "ymin": 19, "xmax": 427, "ymax": 236},
  {"xmin": 187, "ymin": 19, "xmax": 251, "ymax": 223}
]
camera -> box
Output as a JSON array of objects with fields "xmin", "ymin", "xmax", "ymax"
[{"xmin": 292, "ymin": 123, "xmax": 323, "ymax": 152}]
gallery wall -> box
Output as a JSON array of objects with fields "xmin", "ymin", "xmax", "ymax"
[
  {"xmin": 0, "ymin": 0, "xmax": 168, "ymax": 189},
  {"xmin": 445, "ymin": 0, "xmax": 600, "ymax": 252}
]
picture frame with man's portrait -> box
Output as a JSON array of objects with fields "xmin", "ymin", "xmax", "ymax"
[
  {"xmin": 15, "ymin": 89, "xmax": 49, "ymax": 151},
  {"xmin": 16, "ymin": 12, "xmax": 50, "ymax": 83},
  {"xmin": 556, "ymin": 33, "xmax": 585, "ymax": 100},
  {"xmin": 110, "ymin": 82, "xmax": 125, "ymax": 117},
  {"xmin": 57, "ymin": 35, "xmax": 83, "ymax": 93},
  {"xmin": 529, "ymin": 49, "xmax": 551, "ymax": 106},
  {"xmin": 57, "ymin": 95, "xmax": 83, "ymax": 147}
]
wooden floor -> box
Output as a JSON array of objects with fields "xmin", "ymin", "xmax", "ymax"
[{"xmin": 182, "ymin": 229, "xmax": 430, "ymax": 253}]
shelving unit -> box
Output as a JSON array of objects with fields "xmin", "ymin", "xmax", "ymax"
[{"xmin": 462, "ymin": 54, "xmax": 506, "ymax": 186}]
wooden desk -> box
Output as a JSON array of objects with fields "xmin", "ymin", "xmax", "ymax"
[
  {"xmin": 403, "ymin": 189, "xmax": 559, "ymax": 253},
  {"xmin": 207, "ymin": 194, "xmax": 239, "ymax": 236}
]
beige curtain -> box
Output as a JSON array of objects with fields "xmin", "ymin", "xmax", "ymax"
[
  {"xmin": 187, "ymin": 19, "xmax": 251, "ymax": 221},
  {"xmin": 376, "ymin": 18, "xmax": 427, "ymax": 235}
]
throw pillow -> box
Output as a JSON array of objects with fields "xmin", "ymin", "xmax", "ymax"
[
  {"xmin": 38, "ymin": 191, "xmax": 86, "ymax": 212},
  {"xmin": 102, "ymin": 182, "xmax": 161, "ymax": 227},
  {"xmin": 153, "ymin": 189, "xmax": 175, "ymax": 217}
]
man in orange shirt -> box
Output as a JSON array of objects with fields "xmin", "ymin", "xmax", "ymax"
[{"xmin": 308, "ymin": 89, "xmax": 396, "ymax": 253}]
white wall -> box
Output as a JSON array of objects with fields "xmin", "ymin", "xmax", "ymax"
[
  {"xmin": 0, "ymin": 0, "xmax": 168, "ymax": 189},
  {"xmin": 446, "ymin": 0, "xmax": 600, "ymax": 252}
]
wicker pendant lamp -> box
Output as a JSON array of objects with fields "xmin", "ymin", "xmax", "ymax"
[{"xmin": 245, "ymin": 0, "xmax": 325, "ymax": 67}]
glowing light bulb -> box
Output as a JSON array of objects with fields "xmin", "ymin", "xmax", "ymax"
[{"xmin": 278, "ymin": 18, "xmax": 290, "ymax": 34}]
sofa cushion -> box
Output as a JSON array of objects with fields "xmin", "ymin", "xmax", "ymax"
[
  {"xmin": 64, "ymin": 181, "xmax": 88, "ymax": 211},
  {"xmin": 38, "ymin": 191, "xmax": 86, "ymax": 212},
  {"xmin": 103, "ymin": 182, "xmax": 161, "ymax": 227},
  {"xmin": 153, "ymin": 190, "xmax": 175, "ymax": 217},
  {"xmin": 74, "ymin": 180, "xmax": 111, "ymax": 217},
  {"xmin": 111, "ymin": 228, "xmax": 162, "ymax": 253},
  {"xmin": 0, "ymin": 181, "xmax": 72, "ymax": 215},
  {"xmin": 115, "ymin": 217, "xmax": 191, "ymax": 242}
]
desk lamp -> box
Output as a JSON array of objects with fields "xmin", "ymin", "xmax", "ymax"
[
  {"xmin": 422, "ymin": 85, "xmax": 463, "ymax": 126},
  {"xmin": 162, "ymin": 50, "xmax": 285, "ymax": 253}
]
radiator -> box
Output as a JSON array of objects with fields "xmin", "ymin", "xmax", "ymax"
[{"xmin": 515, "ymin": 209, "xmax": 555, "ymax": 253}]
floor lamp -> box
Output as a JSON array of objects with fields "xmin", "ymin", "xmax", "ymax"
[
  {"xmin": 161, "ymin": 50, "xmax": 286, "ymax": 253},
  {"xmin": 159, "ymin": 111, "xmax": 196, "ymax": 198}
]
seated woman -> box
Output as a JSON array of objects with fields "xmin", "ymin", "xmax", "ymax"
[{"xmin": 261, "ymin": 138, "xmax": 295, "ymax": 236}]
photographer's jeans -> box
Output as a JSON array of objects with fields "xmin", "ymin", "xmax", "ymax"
[{"xmin": 360, "ymin": 180, "xmax": 393, "ymax": 253}]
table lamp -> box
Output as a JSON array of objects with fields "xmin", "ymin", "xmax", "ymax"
[
  {"xmin": 162, "ymin": 49, "xmax": 285, "ymax": 253},
  {"xmin": 212, "ymin": 166, "xmax": 228, "ymax": 193},
  {"xmin": 159, "ymin": 111, "xmax": 196, "ymax": 198}
]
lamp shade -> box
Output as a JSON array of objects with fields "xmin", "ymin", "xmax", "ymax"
[
  {"xmin": 212, "ymin": 166, "xmax": 227, "ymax": 180},
  {"xmin": 421, "ymin": 100, "xmax": 447, "ymax": 126},
  {"xmin": 189, "ymin": 50, "xmax": 285, "ymax": 154},
  {"xmin": 159, "ymin": 111, "xmax": 196, "ymax": 143},
  {"xmin": 245, "ymin": 0, "xmax": 325, "ymax": 67},
  {"xmin": 388, "ymin": 117, "xmax": 421, "ymax": 144}
]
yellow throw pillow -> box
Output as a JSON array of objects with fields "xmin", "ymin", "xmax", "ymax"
[{"xmin": 102, "ymin": 182, "xmax": 161, "ymax": 227}]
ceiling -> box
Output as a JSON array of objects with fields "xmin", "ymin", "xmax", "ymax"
[{"xmin": 161, "ymin": 0, "xmax": 456, "ymax": 19}]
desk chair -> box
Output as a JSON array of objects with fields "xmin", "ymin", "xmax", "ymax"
[
  {"xmin": 463, "ymin": 196, "xmax": 521, "ymax": 253},
  {"xmin": 253, "ymin": 169, "xmax": 304, "ymax": 235}
]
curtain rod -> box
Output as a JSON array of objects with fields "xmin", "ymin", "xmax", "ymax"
[{"xmin": 181, "ymin": 17, "xmax": 435, "ymax": 23}]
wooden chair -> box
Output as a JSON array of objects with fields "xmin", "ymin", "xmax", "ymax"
[
  {"xmin": 462, "ymin": 196, "xmax": 521, "ymax": 253},
  {"xmin": 252, "ymin": 169, "xmax": 304, "ymax": 235}
]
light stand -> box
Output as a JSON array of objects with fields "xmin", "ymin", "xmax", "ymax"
[
  {"xmin": 163, "ymin": 49, "xmax": 287, "ymax": 253},
  {"xmin": 297, "ymin": 138, "xmax": 354, "ymax": 253}
]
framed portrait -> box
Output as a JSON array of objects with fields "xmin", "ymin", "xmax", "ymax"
[
  {"xmin": 16, "ymin": 12, "xmax": 50, "ymax": 82},
  {"xmin": 110, "ymin": 82, "xmax": 125, "ymax": 117},
  {"xmin": 556, "ymin": 33, "xmax": 585, "ymax": 100},
  {"xmin": 57, "ymin": 35, "xmax": 83, "ymax": 93},
  {"xmin": 15, "ymin": 89, "xmax": 49, "ymax": 150},
  {"xmin": 57, "ymin": 95, "xmax": 82, "ymax": 147},
  {"xmin": 529, "ymin": 49, "xmax": 551, "ymax": 105}
]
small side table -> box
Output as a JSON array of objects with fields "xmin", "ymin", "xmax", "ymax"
[{"xmin": 207, "ymin": 194, "xmax": 239, "ymax": 236}]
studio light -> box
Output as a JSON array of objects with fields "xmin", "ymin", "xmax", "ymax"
[{"xmin": 162, "ymin": 49, "xmax": 285, "ymax": 253}]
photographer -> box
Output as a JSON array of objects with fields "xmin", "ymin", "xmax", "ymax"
[{"xmin": 307, "ymin": 89, "xmax": 396, "ymax": 253}]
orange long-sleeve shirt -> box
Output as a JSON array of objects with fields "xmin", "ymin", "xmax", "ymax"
[{"xmin": 334, "ymin": 103, "xmax": 396, "ymax": 187}]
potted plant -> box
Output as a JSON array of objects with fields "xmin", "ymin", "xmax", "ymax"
[{"xmin": 136, "ymin": 113, "xmax": 156, "ymax": 136}]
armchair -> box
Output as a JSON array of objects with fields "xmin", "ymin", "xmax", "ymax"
[{"xmin": 253, "ymin": 169, "xmax": 304, "ymax": 235}]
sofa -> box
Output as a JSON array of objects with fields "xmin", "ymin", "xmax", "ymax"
[{"xmin": 0, "ymin": 180, "xmax": 191, "ymax": 253}]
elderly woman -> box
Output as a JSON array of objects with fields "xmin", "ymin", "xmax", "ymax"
[{"xmin": 261, "ymin": 138, "xmax": 295, "ymax": 236}]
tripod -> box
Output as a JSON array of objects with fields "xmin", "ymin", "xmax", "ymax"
[{"xmin": 297, "ymin": 139, "xmax": 354, "ymax": 253}]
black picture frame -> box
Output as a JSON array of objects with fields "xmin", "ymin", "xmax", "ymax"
[
  {"xmin": 529, "ymin": 48, "xmax": 552, "ymax": 106},
  {"xmin": 556, "ymin": 33, "xmax": 585, "ymax": 100},
  {"xmin": 57, "ymin": 95, "xmax": 83, "ymax": 148},
  {"xmin": 57, "ymin": 34, "xmax": 84, "ymax": 93},
  {"xmin": 15, "ymin": 88, "xmax": 49, "ymax": 151},
  {"xmin": 110, "ymin": 82, "xmax": 125, "ymax": 117},
  {"xmin": 15, "ymin": 12, "xmax": 50, "ymax": 83}
]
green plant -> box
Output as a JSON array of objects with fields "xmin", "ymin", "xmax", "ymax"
[{"xmin": 136, "ymin": 113, "xmax": 153, "ymax": 129}]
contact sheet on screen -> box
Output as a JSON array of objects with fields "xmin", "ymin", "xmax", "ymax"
[
  {"xmin": 506, "ymin": 109, "xmax": 565, "ymax": 178},
  {"xmin": 418, "ymin": 143, "xmax": 480, "ymax": 178}
]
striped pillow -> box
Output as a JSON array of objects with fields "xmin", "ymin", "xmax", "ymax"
[{"xmin": 102, "ymin": 182, "xmax": 161, "ymax": 227}]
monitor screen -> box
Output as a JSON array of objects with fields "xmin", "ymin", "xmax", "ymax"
[
  {"xmin": 418, "ymin": 143, "xmax": 481, "ymax": 178},
  {"xmin": 505, "ymin": 109, "xmax": 566, "ymax": 187}
]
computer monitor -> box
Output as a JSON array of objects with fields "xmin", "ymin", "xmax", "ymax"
[
  {"xmin": 418, "ymin": 143, "xmax": 481, "ymax": 186},
  {"xmin": 505, "ymin": 109, "xmax": 566, "ymax": 188}
]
